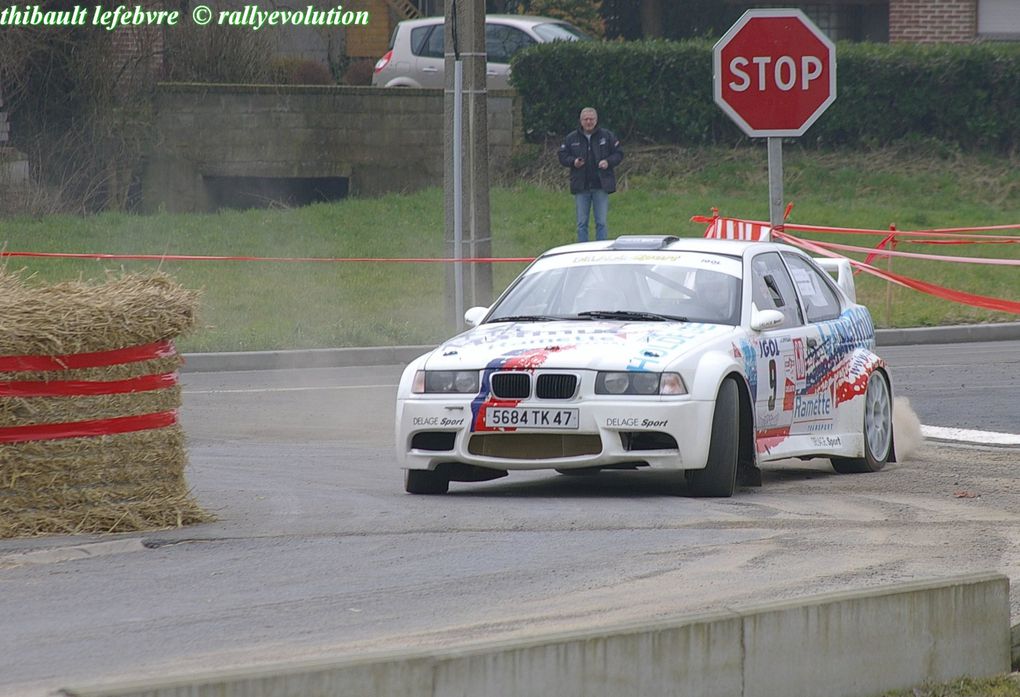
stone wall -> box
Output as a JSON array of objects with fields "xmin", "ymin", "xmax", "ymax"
[
  {"xmin": 141, "ymin": 84, "xmax": 521, "ymax": 212},
  {"xmin": 889, "ymin": 0, "xmax": 977, "ymax": 42}
]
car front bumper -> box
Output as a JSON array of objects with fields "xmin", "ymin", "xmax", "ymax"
[{"xmin": 395, "ymin": 396, "xmax": 717, "ymax": 473}]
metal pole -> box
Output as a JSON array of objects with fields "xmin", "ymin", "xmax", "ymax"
[
  {"xmin": 453, "ymin": 59, "xmax": 464, "ymax": 328},
  {"xmin": 767, "ymin": 137, "xmax": 784, "ymax": 240}
]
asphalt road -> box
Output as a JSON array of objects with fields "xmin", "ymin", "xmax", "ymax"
[
  {"xmin": 879, "ymin": 340, "xmax": 1020, "ymax": 433},
  {"xmin": 1, "ymin": 340, "xmax": 1018, "ymax": 696}
]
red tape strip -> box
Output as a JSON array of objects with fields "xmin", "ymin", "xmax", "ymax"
[
  {"xmin": 0, "ymin": 372, "xmax": 178, "ymax": 397},
  {"xmin": 0, "ymin": 251, "xmax": 535, "ymax": 263},
  {"xmin": 774, "ymin": 231, "xmax": 1020, "ymax": 315},
  {"xmin": 0, "ymin": 411, "xmax": 177, "ymax": 444},
  {"xmin": 0, "ymin": 340, "xmax": 176, "ymax": 373}
]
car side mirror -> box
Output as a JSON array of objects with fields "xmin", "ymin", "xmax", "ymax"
[
  {"xmin": 750, "ymin": 309, "xmax": 785, "ymax": 332},
  {"xmin": 464, "ymin": 306, "xmax": 488, "ymax": 327}
]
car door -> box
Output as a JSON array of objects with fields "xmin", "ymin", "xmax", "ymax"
[
  {"xmin": 779, "ymin": 252, "xmax": 847, "ymax": 439},
  {"xmin": 484, "ymin": 22, "xmax": 536, "ymax": 89},
  {"xmin": 748, "ymin": 252, "xmax": 806, "ymax": 455},
  {"xmin": 413, "ymin": 23, "xmax": 445, "ymax": 88}
]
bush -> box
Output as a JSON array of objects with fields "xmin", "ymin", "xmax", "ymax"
[
  {"xmin": 511, "ymin": 39, "xmax": 1020, "ymax": 152},
  {"xmin": 343, "ymin": 59, "xmax": 376, "ymax": 86}
]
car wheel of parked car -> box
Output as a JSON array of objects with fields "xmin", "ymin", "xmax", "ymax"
[
  {"xmin": 405, "ymin": 468, "xmax": 450, "ymax": 494},
  {"xmin": 686, "ymin": 378, "xmax": 739, "ymax": 498},
  {"xmin": 831, "ymin": 370, "xmax": 892, "ymax": 474}
]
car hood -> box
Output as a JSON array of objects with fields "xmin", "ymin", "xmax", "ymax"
[{"xmin": 423, "ymin": 320, "xmax": 737, "ymax": 371}]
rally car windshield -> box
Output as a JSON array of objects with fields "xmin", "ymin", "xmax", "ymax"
[{"xmin": 487, "ymin": 257, "xmax": 743, "ymax": 326}]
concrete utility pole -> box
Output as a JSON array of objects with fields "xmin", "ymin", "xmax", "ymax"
[{"xmin": 444, "ymin": 0, "xmax": 492, "ymax": 331}]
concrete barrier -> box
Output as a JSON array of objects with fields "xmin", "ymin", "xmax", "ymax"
[{"xmin": 62, "ymin": 573, "xmax": 1010, "ymax": 697}]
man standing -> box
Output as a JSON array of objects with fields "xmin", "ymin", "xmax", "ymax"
[{"xmin": 558, "ymin": 107, "xmax": 623, "ymax": 242}]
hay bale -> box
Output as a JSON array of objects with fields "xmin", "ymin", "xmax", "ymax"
[
  {"xmin": 0, "ymin": 269, "xmax": 210, "ymax": 538},
  {"xmin": 0, "ymin": 271, "xmax": 198, "ymax": 356}
]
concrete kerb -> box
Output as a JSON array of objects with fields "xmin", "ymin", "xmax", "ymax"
[
  {"xmin": 181, "ymin": 322, "xmax": 1020, "ymax": 373},
  {"xmin": 61, "ymin": 572, "xmax": 1011, "ymax": 697}
]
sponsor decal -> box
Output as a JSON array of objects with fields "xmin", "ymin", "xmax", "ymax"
[
  {"xmin": 412, "ymin": 416, "xmax": 465, "ymax": 427},
  {"xmin": 836, "ymin": 352, "xmax": 883, "ymax": 405},
  {"xmin": 757, "ymin": 337, "xmax": 780, "ymax": 358},
  {"xmin": 606, "ymin": 417, "xmax": 670, "ymax": 428},
  {"xmin": 811, "ymin": 435, "xmax": 842, "ymax": 448},
  {"xmin": 738, "ymin": 339, "xmax": 758, "ymax": 401},
  {"xmin": 783, "ymin": 378, "xmax": 796, "ymax": 412},
  {"xmin": 756, "ymin": 426, "xmax": 790, "ymax": 454},
  {"xmin": 794, "ymin": 390, "xmax": 832, "ymax": 420},
  {"xmin": 792, "ymin": 337, "xmax": 806, "ymax": 380}
]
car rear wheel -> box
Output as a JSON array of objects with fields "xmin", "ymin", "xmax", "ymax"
[
  {"xmin": 831, "ymin": 370, "xmax": 892, "ymax": 474},
  {"xmin": 686, "ymin": 378, "xmax": 738, "ymax": 498},
  {"xmin": 405, "ymin": 469, "xmax": 450, "ymax": 494}
]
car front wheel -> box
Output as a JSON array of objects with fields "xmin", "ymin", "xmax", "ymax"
[
  {"xmin": 831, "ymin": 370, "xmax": 893, "ymax": 474},
  {"xmin": 686, "ymin": 377, "xmax": 739, "ymax": 497}
]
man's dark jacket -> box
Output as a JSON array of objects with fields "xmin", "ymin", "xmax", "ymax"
[{"xmin": 558, "ymin": 127, "xmax": 623, "ymax": 195}]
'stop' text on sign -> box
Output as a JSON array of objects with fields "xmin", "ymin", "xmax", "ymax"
[{"xmin": 713, "ymin": 9, "xmax": 836, "ymax": 138}]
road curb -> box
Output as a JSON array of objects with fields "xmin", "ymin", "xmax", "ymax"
[
  {"xmin": 181, "ymin": 322, "xmax": 1020, "ymax": 373},
  {"xmin": 875, "ymin": 321, "xmax": 1020, "ymax": 346}
]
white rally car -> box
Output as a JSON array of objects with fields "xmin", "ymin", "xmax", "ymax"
[{"xmin": 395, "ymin": 236, "xmax": 895, "ymax": 497}]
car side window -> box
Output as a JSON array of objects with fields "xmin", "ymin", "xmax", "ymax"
[
  {"xmin": 781, "ymin": 253, "xmax": 842, "ymax": 323},
  {"xmin": 419, "ymin": 25, "xmax": 444, "ymax": 58},
  {"xmin": 750, "ymin": 252, "xmax": 803, "ymax": 328},
  {"xmin": 410, "ymin": 26, "xmax": 433, "ymax": 56},
  {"xmin": 485, "ymin": 24, "xmax": 535, "ymax": 64}
]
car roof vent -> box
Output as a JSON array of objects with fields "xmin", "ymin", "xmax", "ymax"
[{"xmin": 609, "ymin": 235, "xmax": 680, "ymax": 250}]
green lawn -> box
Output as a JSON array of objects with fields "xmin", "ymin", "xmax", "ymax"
[{"xmin": 1, "ymin": 144, "xmax": 1017, "ymax": 352}]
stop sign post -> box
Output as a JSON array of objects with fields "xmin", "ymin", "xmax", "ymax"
[{"xmin": 713, "ymin": 9, "xmax": 836, "ymax": 231}]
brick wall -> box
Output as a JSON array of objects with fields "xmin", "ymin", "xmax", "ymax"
[
  {"xmin": 889, "ymin": 0, "xmax": 977, "ymax": 42},
  {"xmin": 109, "ymin": 27, "xmax": 165, "ymax": 89},
  {"xmin": 142, "ymin": 84, "xmax": 521, "ymax": 212}
]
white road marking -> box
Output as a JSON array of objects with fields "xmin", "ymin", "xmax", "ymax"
[
  {"xmin": 921, "ymin": 425, "xmax": 1020, "ymax": 446},
  {"xmin": 183, "ymin": 384, "xmax": 398, "ymax": 395}
]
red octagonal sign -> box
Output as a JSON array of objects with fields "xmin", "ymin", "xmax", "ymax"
[{"xmin": 714, "ymin": 9, "xmax": 836, "ymax": 138}]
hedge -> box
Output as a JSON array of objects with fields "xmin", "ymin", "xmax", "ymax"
[{"xmin": 510, "ymin": 39, "xmax": 1020, "ymax": 151}]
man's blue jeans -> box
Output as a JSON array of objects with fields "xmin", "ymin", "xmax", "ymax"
[{"xmin": 575, "ymin": 189, "xmax": 609, "ymax": 242}]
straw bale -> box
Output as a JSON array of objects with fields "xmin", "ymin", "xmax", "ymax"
[
  {"xmin": 0, "ymin": 269, "xmax": 207, "ymax": 538},
  {"xmin": 0, "ymin": 270, "xmax": 199, "ymax": 356},
  {"xmin": 0, "ymin": 426, "xmax": 211, "ymax": 537},
  {"xmin": 0, "ymin": 386, "xmax": 180, "ymax": 427}
]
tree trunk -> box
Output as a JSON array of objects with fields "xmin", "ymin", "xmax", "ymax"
[{"xmin": 640, "ymin": 0, "xmax": 664, "ymax": 38}]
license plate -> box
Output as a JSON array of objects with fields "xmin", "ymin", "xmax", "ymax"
[{"xmin": 484, "ymin": 407, "xmax": 579, "ymax": 430}]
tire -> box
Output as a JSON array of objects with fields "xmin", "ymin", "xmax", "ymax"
[
  {"xmin": 404, "ymin": 469, "xmax": 450, "ymax": 494},
  {"xmin": 686, "ymin": 378, "xmax": 739, "ymax": 498},
  {"xmin": 831, "ymin": 370, "xmax": 893, "ymax": 474}
]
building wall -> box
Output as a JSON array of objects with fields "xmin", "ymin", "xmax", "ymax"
[
  {"xmin": 142, "ymin": 84, "xmax": 521, "ymax": 212},
  {"xmin": 347, "ymin": 0, "xmax": 398, "ymax": 58},
  {"xmin": 889, "ymin": 0, "xmax": 977, "ymax": 42}
]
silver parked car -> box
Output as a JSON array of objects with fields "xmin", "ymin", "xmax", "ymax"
[{"xmin": 371, "ymin": 14, "xmax": 590, "ymax": 89}]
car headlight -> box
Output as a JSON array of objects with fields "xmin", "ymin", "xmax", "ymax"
[
  {"xmin": 595, "ymin": 372, "xmax": 687, "ymax": 396},
  {"xmin": 412, "ymin": 370, "xmax": 480, "ymax": 394}
]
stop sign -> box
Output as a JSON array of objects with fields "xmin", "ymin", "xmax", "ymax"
[{"xmin": 714, "ymin": 9, "xmax": 836, "ymax": 138}]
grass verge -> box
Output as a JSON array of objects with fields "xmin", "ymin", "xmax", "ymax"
[{"xmin": 1, "ymin": 144, "xmax": 1017, "ymax": 352}]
